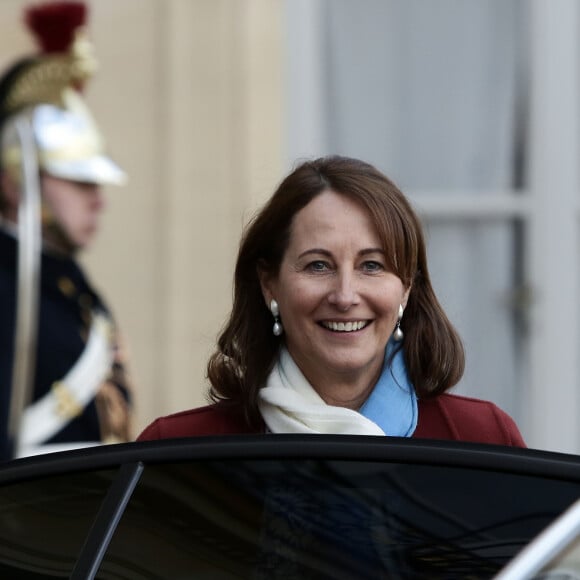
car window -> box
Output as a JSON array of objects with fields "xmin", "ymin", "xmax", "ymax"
[
  {"xmin": 495, "ymin": 497, "xmax": 580, "ymax": 579},
  {"xmin": 0, "ymin": 469, "xmax": 117, "ymax": 579},
  {"xmin": 100, "ymin": 459, "xmax": 580, "ymax": 579}
]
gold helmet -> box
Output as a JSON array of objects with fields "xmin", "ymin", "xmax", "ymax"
[{"xmin": 0, "ymin": 1, "xmax": 126, "ymax": 186}]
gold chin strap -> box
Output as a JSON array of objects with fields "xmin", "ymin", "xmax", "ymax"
[
  {"xmin": 39, "ymin": 197, "xmax": 79, "ymax": 256},
  {"xmin": 40, "ymin": 198, "xmax": 53, "ymax": 227}
]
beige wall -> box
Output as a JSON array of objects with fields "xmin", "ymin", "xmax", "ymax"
[{"xmin": 0, "ymin": 0, "xmax": 284, "ymax": 434}]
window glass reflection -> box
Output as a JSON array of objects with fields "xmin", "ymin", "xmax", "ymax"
[{"xmin": 103, "ymin": 459, "xmax": 580, "ymax": 579}]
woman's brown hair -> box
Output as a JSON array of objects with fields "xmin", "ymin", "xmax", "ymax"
[{"xmin": 207, "ymin": 155, "xmax": 464, "ymax": 427}]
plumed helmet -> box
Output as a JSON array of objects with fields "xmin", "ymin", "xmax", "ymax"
[{"xmin": 0, "ymin": 1, "xmax": 126, "ymax": 186}]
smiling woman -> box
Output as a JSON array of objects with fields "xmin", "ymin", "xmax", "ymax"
[{"xmin": 138, "ymin": 156, "xmax": 525, "ymax": 447}]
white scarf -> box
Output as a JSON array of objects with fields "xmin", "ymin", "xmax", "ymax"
[{"xmin": 258, "ymin": 347, "xmax": 417, "ymax": 435}]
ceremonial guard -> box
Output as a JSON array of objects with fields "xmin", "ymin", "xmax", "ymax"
[{"xmin": 0, "ymin": 1, "xmax": 133, "ymax": 459}]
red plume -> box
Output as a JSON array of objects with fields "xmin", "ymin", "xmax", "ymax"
[{"xmin": 24, "ymin": 1, "xmax": 87, "ymax": 54}]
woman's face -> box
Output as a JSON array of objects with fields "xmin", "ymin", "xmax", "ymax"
[{"xmin": 260, "ymin": 189, "xmax": 410, "ymax": 405}]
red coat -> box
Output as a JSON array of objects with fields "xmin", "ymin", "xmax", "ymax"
[{"xmin": 137, "ymin": 393, "xmax": 526, "ymax": 447}]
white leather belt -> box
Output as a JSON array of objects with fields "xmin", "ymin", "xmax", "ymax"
[{"xmin": 17, "ymin": 312, "xmax": 113, "ymax": 456}]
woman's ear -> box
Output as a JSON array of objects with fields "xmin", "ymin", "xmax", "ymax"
[{"xmin": 257, "ymin": 263, "xmax": 274, "ymax": 308}]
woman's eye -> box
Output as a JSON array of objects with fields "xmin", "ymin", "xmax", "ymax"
[
  {"xmin": 307, "ymin": 260, "xmax": 329, "ymax": 272},
  {"xmin": 362, "ymin": 260, "xmax": 384, "ymax": 272}
]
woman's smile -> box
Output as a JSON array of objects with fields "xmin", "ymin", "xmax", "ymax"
[{"xmin": 319, "ymin": 320, "xmax": 370, "ymax": 332}]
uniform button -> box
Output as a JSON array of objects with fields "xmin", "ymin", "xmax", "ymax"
[{"xmin": 57, "ymin": 277, "xmax": 76, "ymax": 297}]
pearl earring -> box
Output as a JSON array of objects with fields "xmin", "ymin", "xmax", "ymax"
[
  {"xmin": 393, "ymin": 304, "xmax": 404, "ymax": 341},
  {"xmin": 270, "ymin": 299, "xmax": 283, "ymax": 336}
]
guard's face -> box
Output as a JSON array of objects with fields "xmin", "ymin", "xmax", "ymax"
[
  {"xmin": 40, "ymin": 173, "xmax": 105, "ymax": 252},
  {"xmin": 260, "ymin": 190, "xmax": 410, "ymax": 409}
]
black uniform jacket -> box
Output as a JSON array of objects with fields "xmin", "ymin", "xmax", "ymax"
[{"xmin": 0, "ymin": 227, "xmax": 129, "ymax": 460}]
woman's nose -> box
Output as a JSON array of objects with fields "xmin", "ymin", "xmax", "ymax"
[{"xmin": 327, "ymin": 271, "xmax": 360, "ymax": 310}]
